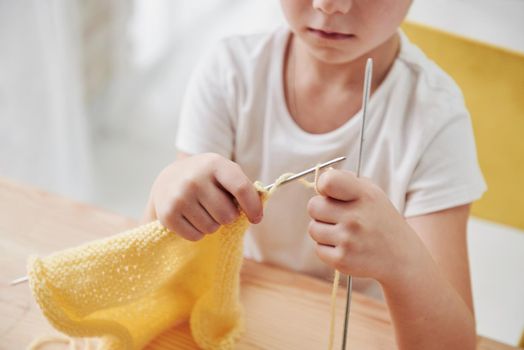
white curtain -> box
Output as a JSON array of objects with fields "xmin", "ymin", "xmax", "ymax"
[
  {"xmin": 0, "ymin": 0, "xmax": 92, "ymax": 201},
  {"xmin": 0, "ymin": 0, "xmax": 283, "ymax": 216},
  {"xmin": 98, "ymin": 0, "xmax": 285, "ymax": 145}
]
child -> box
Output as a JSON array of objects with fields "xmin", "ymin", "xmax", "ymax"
[{"xmin": 145, "ymin": 1, "xmax": 486, "ymax": 348}]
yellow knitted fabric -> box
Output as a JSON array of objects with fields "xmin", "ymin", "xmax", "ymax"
[{"xmin": 28, "ymin": 186, "xmax": 272, "ymax": 350}]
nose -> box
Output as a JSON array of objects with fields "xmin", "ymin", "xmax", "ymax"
[{"xmin": 312, "ymin": 0, "xmax": 352, "ymax": 15}]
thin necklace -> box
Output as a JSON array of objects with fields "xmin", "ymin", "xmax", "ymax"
[{"xmin": 291, "ymin": 36, "xmax": 299, "ymax": 121}]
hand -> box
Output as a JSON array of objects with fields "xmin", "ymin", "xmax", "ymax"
[
  {"xmin": 306, "ymin": 169, "xmax": 423, "ymax": 285},
  {"xmin": 151, "ymin": 153, "xmax": 263, "ymax": 241}
]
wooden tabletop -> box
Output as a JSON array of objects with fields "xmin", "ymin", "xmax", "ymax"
[{"xmin": 0, "ymin": 177, "xmax": 517, "ymax": 349}]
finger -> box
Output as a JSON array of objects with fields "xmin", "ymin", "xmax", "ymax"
[
  {"xmin": 308, "ymin": 220, "xmax": 339, "ymax": 247},
  {"xmin": 198, "ymin": 184, "xmax": 239, "ymax": 225},
  {"xmin": 317, "ymin": 169, "xmax": 362, "ymax": 201},
  {"xmin": 179, "ymin": 215, "xmax": 206, "ymax": 241},
  {"xmin": 315, "ymin": 244, "xmax": 343, "ymax": 269},
  {"xmin": 214, "ymin": 161, "xmax": 263, "ymax": 224},
  {"xmin": 307, "ymin": 195, "xmax": 347, "ymax": 224},
  {"xmin": 182, "ymin": 202, "xmax": 220, "ymax": 234},
  {"xmin": 161, "ymin": 213, "xmax": 204, "ymax": 241}
]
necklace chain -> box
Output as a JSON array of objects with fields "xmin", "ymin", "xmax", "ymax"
[{"xmin": 291, "ymin": 37, "xmax": 299, "ymax": 121}]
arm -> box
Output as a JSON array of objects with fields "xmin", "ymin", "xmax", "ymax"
[
  {"xmin": 384, "ymin": 205, "xmax": 476, "ymax": 350},
  {"xmin": 149, "ymin": 41, "xmax": 249, "ymax": 234},
  {"xmin": 307, "ymin": 169, "xmax": 476, "ymax": 350}
]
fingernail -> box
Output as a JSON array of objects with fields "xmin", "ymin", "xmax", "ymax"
[{"xmin": 254, "ymin": 214, "xmax": 263, "ymax": 224}]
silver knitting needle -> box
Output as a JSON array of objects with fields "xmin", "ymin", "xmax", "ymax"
[
  {"xmin": 264, "ymin": 156, "xmax": 346, "ymax": 191},
  {"xmin": 9, "ymin": 275, "xmax": 28, "ymax": 286},
  {"xmin": 341, "ymin": 57, "xmax": 373, "ymax": 350}
]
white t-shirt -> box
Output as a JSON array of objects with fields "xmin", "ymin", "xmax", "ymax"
[{"xmin": 175, "ymin": 27, "xmax": 486, "ymax": 296}]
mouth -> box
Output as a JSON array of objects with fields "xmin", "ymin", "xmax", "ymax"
[{"xmin": 307, "ymin": 27, "xmax": 354, "ymax": 40}]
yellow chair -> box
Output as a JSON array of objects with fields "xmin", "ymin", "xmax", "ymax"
[
  {"xmin": 402, "ymin": 22, "xmax": 524, "ymax": 230},
  {"xmin": 402, "ymin": 22, "xmax": 524, "ymax": 347}
]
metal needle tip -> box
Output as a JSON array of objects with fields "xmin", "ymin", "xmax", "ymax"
[
  {"xmin": 264, "ymin": 156, "xmax": 346, "ymax": 191},
  {"xmin": 9, "ymin": 276, "xmax": 28, "ymax": 286}
]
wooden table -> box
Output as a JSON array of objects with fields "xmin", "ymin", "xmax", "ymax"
[{"xmin": 0, "ymin": 178, "xmax": 517, "ymax": 349}]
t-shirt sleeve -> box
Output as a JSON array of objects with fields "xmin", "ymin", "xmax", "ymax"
[
  {"xmin": 404, "ymin": 106, "xmax": 487, "ymax": 217},
  {"xmin": 175, "ymin": 41, "xmax": 236, "ymax": 159}
]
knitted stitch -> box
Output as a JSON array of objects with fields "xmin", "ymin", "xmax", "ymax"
[
  {"xmin": 27, "ymin": 173, "xmax": 344, "ymax": 350},
  {"xmin": 28, "ymin": 183, "xmax": 274, "ymax": 350}
]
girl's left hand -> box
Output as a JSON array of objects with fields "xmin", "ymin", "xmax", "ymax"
[{"xmin": 307, "ymin": 169, "xmax": 424, "ymax": 285}]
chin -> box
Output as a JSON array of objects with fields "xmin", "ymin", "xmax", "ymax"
[
  {"xmin": 307, "ymin": 46, "xmax": 363, "ymax": 65},
  {"xmin": 297, "ymin": 33, "xmax": 365, "ymax": 64}
]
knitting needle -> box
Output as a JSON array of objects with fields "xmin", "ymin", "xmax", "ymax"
[
  {"xmin": 341, "ymin": 57, "xmax": 373, "ymax": 350},
  {"xmin": 263, "ymin": 156, "xmax": 346, "ymax": 191},
  {"xmin": 9, "ymin": 275, "xmax": 28, "ymax": 286}
]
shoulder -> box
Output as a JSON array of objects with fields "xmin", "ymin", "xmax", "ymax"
[
  {"xmin": 188, "ymin": 26, "xmax": 287, "ymax": 108},
  {"xmin": 392, "ymin": 31, "xmax": 471, "ymax": 141},
  {"xmin": 397, "ymin": 31, "xmax": 463, "ymax": 96},
  {"xmin": 221, "ymin": 27, "xmax": 286, "ymax": 57},
  {"xmin": 396, "ymin": 30, "xmax": 466, "ymax": 112},
  {"xmin": 201, "ymin": 27, "xmax": 287, "ymax": 77}
]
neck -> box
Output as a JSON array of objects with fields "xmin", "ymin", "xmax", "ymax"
[{"xmin": 291, "ymin": 32, "xmax": 400, "ymax": 92}]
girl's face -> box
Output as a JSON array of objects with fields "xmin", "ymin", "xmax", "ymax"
[{"xmin": 280, "ymin": 0, "xmax": 412, "ymax": 64}]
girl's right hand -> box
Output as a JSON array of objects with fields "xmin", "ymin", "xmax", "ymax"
[{"xmin": 151, "ymin": 153, "xmax": 263, "ymax": 241}]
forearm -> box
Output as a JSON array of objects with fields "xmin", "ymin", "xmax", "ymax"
[{"xmin": 381, "ymin": 246, "xmax": 476, "ymax": 350}]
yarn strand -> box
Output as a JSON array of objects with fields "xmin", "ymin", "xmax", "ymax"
[{"xmin": 299, "ymin": 165, "xmax": 340, "ymax": 350}]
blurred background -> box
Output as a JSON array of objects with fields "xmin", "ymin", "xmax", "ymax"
[{"xmin": 0, "ymin": 0, "xmax": 523, "ymax": 346}]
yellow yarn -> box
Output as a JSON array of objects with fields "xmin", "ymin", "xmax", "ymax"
[
  {"xmin": 28, "ymin": 190, "xmax": 267, "ymax": 349},
  {"xmin": 26, "ymin": 179, "xmax": 299, "ymax": 349},
  {"xmin": 300, "ymin": 165, "xmax": 341, "ymax": 350},
  {"xmin": 327, "ymin": 270, "xmax": 340, "ymax": 350},
  {"xmin": 28, "ymin": 217, "xmax": 247, "ymax": 350},
  {"xmin": 27, "ymin": 173, "xmax": 340, "ymax": 349}
]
